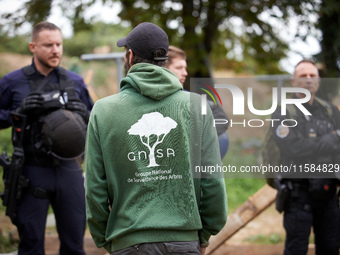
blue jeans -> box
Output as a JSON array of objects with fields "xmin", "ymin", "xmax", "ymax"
[{"xmin": 113, "ymin": 241, "xmax": 200, "ymax": 254}]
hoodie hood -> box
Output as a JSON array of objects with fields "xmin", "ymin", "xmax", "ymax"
[{"xmin": 120, "ymin": 63, "xmax": 183, "ymax": 100}]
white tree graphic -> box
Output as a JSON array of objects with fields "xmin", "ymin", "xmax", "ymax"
[{"xmin": 128, "ymin": 112, "xmax": 178, "ymax": 167}]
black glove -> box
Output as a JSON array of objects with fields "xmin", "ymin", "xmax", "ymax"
[
  {"xmin": 18, "ymin": 93, "xmax": 44, "ymax": 114},
  {"xmin": 65, "ymin": 99, "xmax": 90, "ymax": 123}
]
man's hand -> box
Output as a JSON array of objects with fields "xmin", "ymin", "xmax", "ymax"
[
  {"xmin": 18, "ymin": 93, "xmax": 44, "ymax": 114},
  {"xmin": 201, "ymin": 247, "xmax": 206, "ymax": 255},
  {"xmin": 65, "ymin": 99, "xmax": 90, "ymax": 123}
]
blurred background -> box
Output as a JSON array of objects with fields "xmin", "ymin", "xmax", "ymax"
[{"xmin": 0, "ymin": 0, "xmax": 339, "ymax": 254}]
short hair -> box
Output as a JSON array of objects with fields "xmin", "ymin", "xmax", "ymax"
[
  {"xmin": 32, "ymin": 22, "xmax": 61, "ymax": 42},
  {"xmin": 165, "ymin": 46, "xmax": 186, "ymax": 68},
  {"xmin": 129, "ymin": 48, "xmax": 167, "ymax": 67},
  {"xmin": 294, "ymin": 59, "xmax": 318, "ymax": 76}
]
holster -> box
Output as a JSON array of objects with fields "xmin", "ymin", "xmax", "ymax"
[{"xmin": 274, "ymin": 179, "xmax": 290, "ymax": 213}]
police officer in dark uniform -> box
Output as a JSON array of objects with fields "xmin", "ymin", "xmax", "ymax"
[
  {"xmin": 271, "ymin": 59, "xmax": 340, "ymax": 255},
  {"xmin": 0, "ymin": 22, "xmax": 93, "ymax": 255}
]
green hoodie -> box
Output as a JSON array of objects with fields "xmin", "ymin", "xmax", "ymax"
[{"xmin": 85, "ymin": 63, "xmax": 228, "ymax": 252}]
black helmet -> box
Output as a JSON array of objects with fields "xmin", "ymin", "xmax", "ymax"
[{"xmin": 42, "ymin": 109, "xmax": 87, "ymax": 159}]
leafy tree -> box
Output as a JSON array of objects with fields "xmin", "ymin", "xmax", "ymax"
[
  {"xmin": 0, "ymin": 29, "xmax": 30, "ymax": 55},
  {"xmin": 308, "ymin": 0, "xmax": 340, "ymax": 100},
  {"xmin": 117, "ymin": 0, "xmax": 308, "ymax": 82},
  {"xmin": 128, "ymin": 112, "xmax": 177, "ymax": 167},
  {"xmin": 316, "ymin": 0, "xmax": 340, "ymax": 77},
  {"xmin": 2, "ymin": 0, "xmax": 339, "ymax": 83},
  {"xmin": 62, "ymin": 30, "xmax": 97, "ymax": 57},
  {"xmin": 62, "ymin": 22, "xmax": 131, "ymax": 57}
]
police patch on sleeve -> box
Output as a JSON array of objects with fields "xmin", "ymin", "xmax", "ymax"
[{"xmin": 276, "ymin": 124, "xmax": 289, "ymax": 138}]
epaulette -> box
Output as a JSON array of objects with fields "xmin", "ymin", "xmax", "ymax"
[
  {"xmin": 57, "ymin": 67, "xmax": 68, "ymax": 79},
  {"xmin": 22, "ymin": 65, "xmax": 36, "ymax": 77}
]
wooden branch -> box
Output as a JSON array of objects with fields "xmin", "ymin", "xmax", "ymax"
[{"xmin": 206, "ymin": 184, "xmax": 277, "ymax": 255}]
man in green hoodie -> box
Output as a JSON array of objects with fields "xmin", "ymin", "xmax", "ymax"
[{"xmin": 85, "ymin": 22, "xmax": 228, "ymax": 255}]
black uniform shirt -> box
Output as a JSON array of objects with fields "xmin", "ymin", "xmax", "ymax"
[{"xmin": 271, "ymin": 97, "xmax": 340, "ymax": 179}]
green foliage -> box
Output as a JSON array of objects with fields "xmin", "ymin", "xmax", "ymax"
[
  {"xmin": 62, "ymin": 22, "xmax": 130, "ymax": 57},
  {"xmin": 314, "ymin": 0, "xmax": 340, "ymax": 76},
  {"xmin": 245, "ymin": 233, "xmax": 315, "ymax": 245},
  {"xmin": 91, "ymin": 62, "xmax": 111, "ymax": 88},
  {"xmin": 0, "ymin": 30, "xmax": 31, "ymax": 55},
  {"xmin": 0, "ymin": 168, "xmax": 4, "ymax": 211},
  {"xmin": 223, "ymin": 140, "xmax": 266, "ymax": 212},
  {"xmin": 63, "ymin": 31, "xmax": 97, "ymax": 57},
  {"xmin": 0, "ymin": 128, "xmax": 13, "ymax": 155},
  {"xmin": 0, "ymin": 128, "xmax": 13, "ymax": 210},
  {"xmin": 117, "ymin": 0, "xmax": 308, "ymax": 77},
  {"xmin": 223, "ymin": 139, "xmax": 260, "ymax": 169},
  {"xmin": 0, "ymin": 231, "xmax": 18, "ymax": 253},
  {"xmin": 225, "ymin": 178, "xmax": 266, "ymax": 213},
  {"xmin": 246, "ymin": 234, "xmax": 284, "ymax": 244},
  {"xmin": 0, "ymin": 20, "xmax": 130, "ymax": 58},
  {"xmin": 315, "ymin": 0, "xmax": 340, "ymax": 79},
  {"xmin": 24, "ymin": 0, "xmax": 52, "ymax": 26},
  {"xmin": 0, "ymin": 128, "xmax": 12, "ymax": 200},
  {"xmin": 0, "ymin": 0, "xmax": 324, "ymax": 77}
]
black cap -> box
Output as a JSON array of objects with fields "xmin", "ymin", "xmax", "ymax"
[{"xmin": 117, "ymin": 22, "xmax": 169, "ymax": 60}]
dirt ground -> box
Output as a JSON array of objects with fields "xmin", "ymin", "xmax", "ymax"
[{"xmin": 0, "ymin": 203, "xmax": 316, "ymax": 255}]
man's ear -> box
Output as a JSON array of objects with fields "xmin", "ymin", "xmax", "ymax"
[
  {"xmin": 128, "ymin": 49, "xmax": 134, "ymax": 66},
  {"xmin": 28, "ymin": 42, "xmax": 35, "ymax": 54}
]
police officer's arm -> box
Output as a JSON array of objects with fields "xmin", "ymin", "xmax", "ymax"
[
  {"xmin": 68, "ymin": 71, "xmax": 94, "ymax": 110},
  {"xmin": 329, "ymin": 104, "xmax": 340, "ymax": 154},
  {"xmin": 77, "ymin": 83, "xmax": 93, "ymax": 111},
  {"xmin": 331, "ymin": 104, "xmax": 340, "ymax": 130},
  {"xmin": 0, "ymin": 77, "xmax": 15, "ymax": 129},
  {"xmin": 272, "ymin": 109, "xmax": 339, "ymax": 160},
  {"xmin": 67, "ymin": 75, "xmax": 94, "ymax": 123},
  {"xmin": 0, "ymin": 76, "xmax": 45, "ymax": 128}
]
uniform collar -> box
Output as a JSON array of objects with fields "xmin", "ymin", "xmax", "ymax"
[{"xmin": 31, "ymin": 58, "xmax": 59, "ymax": 78}]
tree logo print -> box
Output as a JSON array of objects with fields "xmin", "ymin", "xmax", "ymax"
[{"xmin": 128, "ymin": 112, "xmax": 178, "ymax": 167}]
